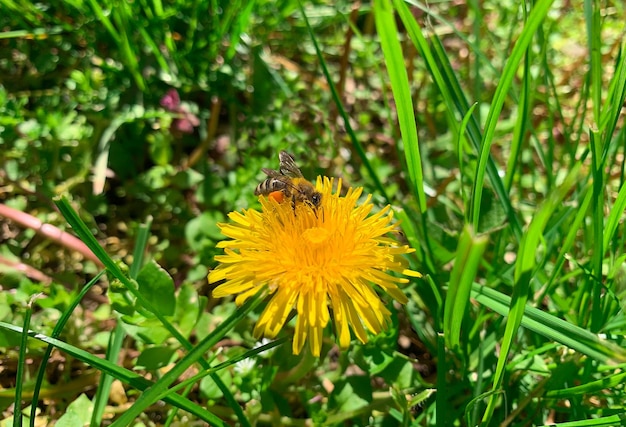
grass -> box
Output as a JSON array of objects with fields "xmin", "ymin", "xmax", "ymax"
[{"xmin": 1, "ymin": 0, "xmax": 626, "ymax": 426}]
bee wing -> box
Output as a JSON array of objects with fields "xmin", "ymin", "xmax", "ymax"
[
  {"xmin": 261, "ymin": 168, "xmax": 282, "ymax": 178},
  {"xmin": 278, "ymin": 151, "xmax": 304, "ymax": 178}
]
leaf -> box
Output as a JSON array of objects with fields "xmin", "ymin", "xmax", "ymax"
[
  {"xmin": 121, "ymin": 316, "xmax": 171, "ymax": 345},
  {"xmin": 379, "ymin": 358, "xmax": 416, "ymax": 390},
  {"xmin": 330, "ymin": 376, "xmax": 372, "ymax": 413},
  {"xmin": 56, "ymin": 394, "xmax": 93, "ymax": 427},
  {"xmin": 136, "ymin": 260, "xmax": 176, "ymax": 316},
  {"xmin": 136, "ymin": 345, "xmax": 178, "ymax": 370},
  {"xmin": 185, "ymin": 212, "xmax": 224, "ymax": 252},
  {"xmin": 175, "ymin": 283, "xmax": 203, "ymax": 338},
  {"xmin": 199, "ymin": 368, "xmax": 233, "ymax": 400}
]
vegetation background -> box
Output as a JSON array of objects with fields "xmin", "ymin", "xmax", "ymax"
[{"xmin": 1, "ymin": 0, "xmax": 626, "ymax": 426}]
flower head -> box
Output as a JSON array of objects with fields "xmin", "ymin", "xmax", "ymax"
[{"xmin": 209, "ymin": 177, "xmax": 420, "ymax": 356}]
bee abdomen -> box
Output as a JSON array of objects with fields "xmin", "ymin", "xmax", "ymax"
[{"xmin": 255, "ymin": 178, "xmax": 287, "ymax": 196}]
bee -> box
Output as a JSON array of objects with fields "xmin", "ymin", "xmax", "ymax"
[{"xmin": 255, "ymin": 151, "xmax": 322, "ymax": 210}]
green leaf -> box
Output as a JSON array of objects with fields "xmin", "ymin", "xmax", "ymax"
[
  {"xmin": 56, "ymin": 394, "xmax": 93, "ymax": 427},
  {"xmin": 121, "ymin": 316, "xmax": 171, "ymax": 345},
  {"xmin": 471, "ymin": 284, "xmax": 626, "ymax": 363},
  {"xmin": 136, "ymin": 346, "xmax": 179, "ymax": 370},
  {"xmin": 330, "ymin": 376, "xmax": 372, "ymax": 413},
  {"xmin": 379, "ymin": 358, "xmax": 416, "ymax": 390},
  {"xmin": 185, "ymin": 212, "xmax": 223, "ymax": 252},
  {"xmin": 55, "ymin": 412, "xmax": 83, "ymax": 427},
  {"xmin": 136, "ymin": 260, "xmax": 176, "ymax": 317},
  {"xmin": 174, "ymin": 283, "xmax": 203, "ymax": 338},
  {"xmin": 199, "ymin": 368, "xmax": 233, "ymax": 400}
]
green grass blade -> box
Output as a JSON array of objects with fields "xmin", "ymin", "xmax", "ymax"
[
  {"xmin": 470, "ymin": 0, "xmax": 555, "ymax": 232},
  {"xmin": 435, "ymin": 331, "xmax": 449, "ymax": 427},
  {"xmin": 604, "ymin": 168, "xmax": 626, "ymax": 255},
  {"xmin": 83, "ymin": 0, "xmax": 121, "ymax": 44},
  {"xmin": 538, "ymin": 414, "xmax": 626, "ymax": 427},
  {"xmin": 482, "ymin": 161, "xmax": 581, "ymax": 424},
  {"xmin": 14, "ymin": 301, "xmax": 33, "ymax": 427},
  {"xmin": 54, "ymin": 197, "xmax": 250, "ymax": 426},
  {"xmin": 589, "ymin": 129, "xmax": 604, "ymax": 331},
  {"xmin": 92, "ymin": 219, "xmax": 151, "ymax": 426},
  {"xmin": 374, "ymin": 0, "xmax": 426, "ymax": 212},
  {"xmin": 585, "ymin": 0, "xmax": 602, "ymax": 123},
  {"xmin": 30, "ymin": 271, "xmax": 106, "ymax": 427},
  {"xmin": 546, "ymin": 371, "xmax": 626, "ymax": 398},
  {"xmin": 394, "ymin": 0, "xmax": 523, "ymax": 240},
  {"xmin": 541, "ymin": 186, "xmax": 593, "ymax": 300},
  {"xmin": 90, "ymin": 322, "xmax": 125, "ymax": 427},
  {"xmin": 54, "ymin": 196, "xmax": 185, "ymax": 343},
  {"xmin": 457, "ymin": 103, "xmax": 478, "ymax": 215},
  {"xmin": 599, "ymin": 46, "xmax": 626, "ymax": 141},
  {"xmin": 298, "ymin": 1, "xmax": 389, "ymax": 202},
  {"xmin": 505, "ymin": 50, "xmax": 531, "ymax": 192},
  {"xmin": 154, "ymin": 338, "xmax": 288, "ymax": 404},
  {"xmin": 0, "ymin": 322, "xmax": 223, "ymax": 425},
  {"xmin": 470, "ymin": 284, "xmax": 626, "ymax": 363},
  {"xmin": 129, "ymin": 217, "xmax": 153, "ymax": 278},
  {"xmin": 109, "ymin": 294, "xmax": 262, "ymax": 427},
  {"xmin": 444, "ymin": 226, "xmax": 488, "ymax": 352},
  {"xmin": 138, "ymin": 25, "xmax": 170, "ymax": 74},
  {"xmin": 393, "ymin": 0, "xmax": 460, "ymax": 136},
  {"xmin": 404, "ymin": 0, "xmax": 499, "ymax": 77},
  {"xmin": 0, "ymin": 26, "xmax": 65, "ymax": 40},
  {"xmin": 226, "ymin": 0, "xmax": 256, "ymax": 61},
  {"xmin": 111, "ymin": 4, "xmax": 146, "ymax": 91}
]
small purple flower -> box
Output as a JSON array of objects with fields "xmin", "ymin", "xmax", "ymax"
[
  {"xmin": 160, "ymin": 89, "xmax": 200, "ymax": 134},
  {"xmin": 160, "ymin": 89, "xmax": 181, "ymax": 111},
  {"xmin": 174, "ymin": 112, "xmax": 200, "ymax": 134}
]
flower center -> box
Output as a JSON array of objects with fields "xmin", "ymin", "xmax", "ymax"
[{"xmin": 302, "ymin": 227, "xmax": 330, "ymax": 245}]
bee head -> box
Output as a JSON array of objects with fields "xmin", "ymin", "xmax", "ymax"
[{"xmin": 310, "ymin": 192, "xmax": 322, "ymax": 208}]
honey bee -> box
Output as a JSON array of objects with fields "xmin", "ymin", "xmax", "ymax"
[{"xmin": 255, "ymin": 151, "xmax": 322, "ymax": 210}]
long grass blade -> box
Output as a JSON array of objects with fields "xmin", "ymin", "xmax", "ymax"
[
  {"xmin": 298, "ymin": 1, "xmax": 389, "ymax": 202},
  {"xmin": 444, "ymin": 226, "xmax": 488, "ymax": 352},
  {"xmin": 374, "ymin": 0, "xmax": 426, "ymax": 212},
  {"xmin": 0, "ymin": 322, "xmax": 223, "ymax": 425},
  {"xmin": 108, "ymin": 294, "xmax": 262, "ymax": 427},
  {"xmin": 482, "ymin": 161, "xmax": 580, "ymax": 424},
  {"xmin": 92, "ymin": 218, "xmax": 152, "ymax": 426},
  {"xmin": 14, "ymin": 300, "xmax": 34, "ymax": 427},
  {"xmin": 471, "ymin": 284, "xmax": 626, "ymax": 363},
  {"xmin": 394, "ymin": 0, "xmax": 523, "ymax": 240},
  {"xmin": 584, "ymin": 0, "xmax": 602, "ymax": 124},
  {"xmin": 589, "ymin": 129, "xmax": 604, "ymax": 331},
  {"xmin": 54, "ymin": 197, "xmax": 251, "ymax": 426},
  {"xmin": 470, "ymin": 0, "xmax": 555, "ymax": 233},
  {"xmin": 30, "ymin": 271, "xmax": 106, "ymax": 427}
]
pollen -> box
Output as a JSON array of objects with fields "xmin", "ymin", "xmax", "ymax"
[{"xmin": 268, "ymin": 190, "xmax": 285, "ymax": 204}]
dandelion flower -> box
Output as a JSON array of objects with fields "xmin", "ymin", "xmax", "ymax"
[{"xmin": 209, "ymin": 177, "xmax": 420, "ymax": 356}]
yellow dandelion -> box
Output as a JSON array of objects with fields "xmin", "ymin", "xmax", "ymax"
[{"xmin": 208, "ymin": 176, "xmax": 420, "ymax": 356}]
